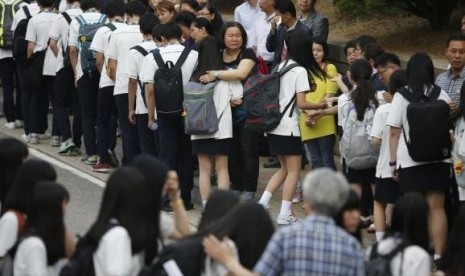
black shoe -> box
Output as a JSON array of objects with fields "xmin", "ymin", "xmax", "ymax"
[
  {"xmin": 183, "ymin": 201, "xmax": 194, "ymax": 211},
  {"xmin": 108, "ymin": 150, "xmax": 120, "ymax": 168},
  {"xmin": 263, "ymin": 157, "xmax": 281, "ymax": 168}
]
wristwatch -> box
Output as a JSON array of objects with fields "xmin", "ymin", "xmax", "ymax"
[{"xmin": 213, "ymin": 71, "xmax": 219, "ymax": 79}]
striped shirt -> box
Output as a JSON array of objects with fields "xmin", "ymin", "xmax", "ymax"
[
  {"xmin": 254, "ymin": 215, "xmax": 364, "ymax": 276},
  {"xmin": 435, "ymin": 66, "xmax": 465, "ymax": 105}
]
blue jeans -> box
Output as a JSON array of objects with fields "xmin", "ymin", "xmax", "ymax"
[{"xmin": 304, "ymin": 134, "xmax": 337, "ymax": 170}]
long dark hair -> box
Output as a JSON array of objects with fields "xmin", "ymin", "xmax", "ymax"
[
  {"xmin": 452, "ymin": 80, "xmax": 465, "ymax": 122},
  {"xmin": 388, "ymin": 69, "xmax": 407, "ymax": 95},
  {"xmin": 334, "ymin": 190, "xmax": 362, "ymax": 242},
  {"xmin": 0, "ymin": 138, "xmax": 28, "ymax": 205},
  {"xmin": 28, "ymin": 181, "xmax": 69, "ymax": 265},
  {"xmin": 286, "ymin": 31, "xmax": 326, "ymax": 80},
  {"xmin": 197, "ymin": 190, "xmax": 240, "ymax": 231},
  {"xmin": 86, "ymin": 167, "xmax": 153, "ymax": 256},
  {"xmin": 406, "ymin": 52, "xmax": 435, "ymax": 99},
  {"xmin": 439, "ymin": 205, "xmax": 465, "ymax": 275},
  {"xmin": 388, "ymin": 193, "xmax": 430, "ymax": 251},
  {"xmin": 192, "ymin": 17, "xmax": 214, "ymax": 37},
  {"xmin": 3, "ymin": 159, "xmax": 56, "ymax": 216},
  {"xmin": 350, "ymin": 59, "xmax": 378, "ymax": 121},
  {"xmin": 130, "ymin": 155, "xmax": 166, "ymax": 263}
]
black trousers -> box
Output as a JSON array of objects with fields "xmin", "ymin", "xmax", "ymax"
[
  {"xmin": 96, "ymin": 86, "xmax": 117, "ymax": 163},
  {"xmin": 0, "ymin": 58, "xmax": 21, "ymax": 123},
  {"xmin": 77, "ymin": 73, "xmax": 99, "ymax": 155}
]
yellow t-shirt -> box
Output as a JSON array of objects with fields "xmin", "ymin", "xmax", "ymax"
[{"xmin": 299, "ymin": 64, "xmax": 338, "ymax": 142}]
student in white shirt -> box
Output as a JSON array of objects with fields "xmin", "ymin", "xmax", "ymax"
[
  {"xmin": 90, "ymin": 0, "xmax": 126, "ymax": 172},
  {"xmin": 125, "ymin": 13, "xmax": 159, "ymax": 156},
  {"xmin": 49, "ymin": 0, "xmax": 83, "ymax": 156},
  {"xmin": 252, "ymin": 0, "xmax": 275, "ymax": 73},
  {"xmin": 140, "ymin": 22, "xmax": 198, "ymax": 210},
  {"xmin": 24, "ymin": 0, "xmax": 59, "ymax": 145},
  {"xmin": 256, "ymin": 31, "xmax": 327, "ymax": 225},
  {"xmin": 68, "ymin": 0, "xmax": 105, "ymax": 165},
  {"xmin": 370, "ymin": 69, "xmax": 406, "ymax": 242},
  {"xmin": 85, "ymin": 167, "xmax": 157, "ymax": 276},
  {"xmin": 234, "ymin": 0, "xmax": 261, "ymax": 49},
  {"xmin": 387, "ymin": 53, "xmax": 451, "ymax": 260},
  {"xmin": 13, "ymin": 181, "xmax": 71, "ymax": 276},
  {"xmin": 106, "ymin": 0, "xmax": 146, "ymax": 167}
]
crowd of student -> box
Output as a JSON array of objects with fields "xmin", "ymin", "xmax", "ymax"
[{"xmin": 1, "ymin": 0, "xmax": 465, "ymax": 274}]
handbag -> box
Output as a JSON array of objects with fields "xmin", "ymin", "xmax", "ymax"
[{"xmin": 23, "ymin": 50, "xmax": 46, "ymax": 89}]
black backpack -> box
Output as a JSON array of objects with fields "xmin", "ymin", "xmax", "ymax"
[
  {"xmin": 152, "ymin": 47, "xmax": 191, "ymax": 118},
  {"xmin": 243, "ymin": 60, "xmax": 299, "ymax": 133},
  {"xmin": 366, "ymin": 239, "xmax": 408, "ymax": 276},
  {"xmin": 61, "ymin": 11, "xmax": 72, "ymax": 68},
  {"xmin": 131, "ymin": 45, "xmax": 149, "ymax": 106},
  {"xmin": 12, "ymin": 5, "xmax": 31, "ymax": 60},
  {"xmin": 398, "ymin": 85, "xmax": 452, "ymax": 162},
  {"xmin": 0, "ymin": 0, "xmax": 22, "ymax": 49}
]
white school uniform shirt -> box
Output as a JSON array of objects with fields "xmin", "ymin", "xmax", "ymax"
[
  {"xmin": 371, "ymin": 103, "xmax": 393, "ymax": 178},
  {"xmin": 106, "ymin": 24, "xmax": 143, "ymax": 96},
  {"xmin": 11, "ymin": 1, "xmax": 40, "ymax": 31},
  {"xmin": 386, "ymin": 86, "xmax": 451, "ymax": 169},
  {"xmin": 337, "ymin": 90, "xmax": 352, "ymax": 127},
  {"xmin": 252, "ymin": 12, "xmax": 275, "ymax": 62},
  {"xmin": 0, "ymin": 211, "xmax": 19, "ymax": 257},
  {"xmin": 125, "ymin": 40, "xmax": 157, "ymax": 114},
  {"xmin": 0, "ymin": 0, "xmax": 26, "ymax": 59},
  {"xmin": 139, "ymin": 43, "xmax": 198, "ymax": 85},
  {"xmin": 90, "ymin": 22, "xmax": 126, "ymax": 88},
  {"xmin": 267, "ymin": 60, "xmax": 309, "ymax": 137},
  {"xmin": 93, "ymin": 225, "xmax": 144, "ymax": 276},
  {"xmin": 25, "ymin": 10, "xmax": 59, "ymax": 76},
  {"xmin": 159, "ymin": 211, "xmax": 175, "ymax": 239},
  {"xmin": 48, "ymin": 7, "xmax": 83, "ymax": 72},
  {"xmin": 68, "ymin": 11, "xmax": 105, "ymax": 81},
  {"xmin": 13, "ymin": 236, "xmax": 67, "ymax": 276},
  {"xmin": 234, "ymin": 1, "xmax": 261, "ymax": 49}
]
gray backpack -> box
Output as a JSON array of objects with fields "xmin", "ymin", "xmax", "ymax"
[
  {"xmin": 76, "ymin": 14, "xmax": 107, "ymax": 76},
  {"xmin": 340, "ymin": 103, "xmax": 379, "ymax": 170},
  {"xmin": 183, "ymin": 82, "xmax": 218, "ymax": 135}
]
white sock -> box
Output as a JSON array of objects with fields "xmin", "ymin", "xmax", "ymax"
[
  {"xmin": 375, "ymin": 231, "xmax": 385, "ymax": 242},
  {"xmin": 279, "ymin": 200, "xmax": 292, "ymax": 216},
  {"xmin": 202, "ymin": 200, "xmax": 207, "ymax": 210},
  {"xmin": 434, "ymin": 254, "xmax": 441, "ymax": 261},
  {"xmin": 258, "ymin": 191, "xmax": 272, "ymax": 207}
]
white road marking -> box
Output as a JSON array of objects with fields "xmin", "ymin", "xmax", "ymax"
[{"xmin": 29, "ymin": 148, "xmax": 106, "ymax": 188}]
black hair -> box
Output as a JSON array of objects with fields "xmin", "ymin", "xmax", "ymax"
[
  {"xmin": 274, "ymin": 0, "xmax": 296, "ymax": 18},
  {"xmin": 220, "ymin": 21, "xmax": 247, "ymax": 50},
  {"xmin": 313, "ymin": 38, "xmax": 329, "ymax": 61},
  {"xmin": 81, "ymin": 0, "xmax": 100, "ymax": 11},
  {"xmin": 174, "ymin": 11, "xmax": 196, "ymax": 28},
  {"xmin": 286, "ymin": 30, "xmax": 326, "ymax": 80},
  {"xmin": 86, "ymin": 167, "xmax": 153, "ymax": 257},
  {"xmin": 191, "ymin": 17, "xmax": 214, "ymax": 36},
  {"xmin": 0, "ymin": 138, "xmax": 28, "ymax": 205},
  {"xmin": 155, "ymin": 21, "xmax": 182, "ymax": 40},
  {"xmin": 375, "ymin": 52, "xmax": 401, "ymax": 68},
  {"xmin": 139, "ymin": 12, "xmax": 159, "ymax": 35},
  {"xmin": 104, "ymin": 0, "xmax": 125, "ymax": 18},
  {"xmin": 130, "ymin": 155, "xmax": 166, "ymax": 263},
  {"xmin": 3, "ymin": 159, "xmax": 56, "ymax": 216},
  {"xmin": 196, "ymin": 2, "xmax": 216, "ymax": 14},
  {"xmin": 152, "ymin": 23, "xmax": 164, "ymax": 41},
  {"xmin": 124, "ymin": 0, "xmax": 146, "ymax": 16},
  {"xmin": 38, "ymin": 0, "xmax": 54, "ymax": 8},
  {"xmin": 453, "ymin": 80, "xmax": 465, "ymax": 122},
  {"xmin": 181, "ymin": 0, "xmax": 198, "ymax": 10},
  {"xmin": 388, "ymin": 68, "xmax": 407, "ymax": 95},
  {"xmin": 334, "ymin": 190, "xmax": 362, "ymax": 242},
  {"xmin": 350, "ymin": 59, "xmax": 378, "ymax": 121},
  {"xmin": 355, "ymin": 35, "xmax": 377, "ymax": 51},
  {"xmin": 28, "ymin": 181, "xmax": 69, "ymax": 265},
  {"xmin": 344, "ymin": 39, "xmax": 356, "ymax": 57},
  {"xmin": 406, "ymin": 52, "xmax": 435, "ymax": 99},
  {"xmin": 388, "ymin": 193, "xmax": 430, "ymax": 251},
  {"xmin": 197, "ymin": 190, "xmax": 240, "ymax": 231},
  {"xmin": 439, "ymin": 205, "xmax": 465, "ymax": 275},
  {"xmin": 447, "ymin": 34, "xmax": 465, "ymax": 48},
  {"xmin": 363, "ymin": 42, "xmax": 385, "ymax": 61}
]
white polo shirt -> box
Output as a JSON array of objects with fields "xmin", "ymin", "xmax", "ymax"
[
  {"xmin": 90, "ymin": 21, "xmax": 126, "ymax": 88},
  {"xmin": 0, "ymin": 211, "xmax": 19, "ymax": 257},
  {"xmin": 139, "ymin": 43, "xmax": 198, "ymax": 84},
  {"xmin": 125, "ymin": 40, "xmax": 157, "ymax": 114},
  {"xmin": 267, "ymin": 60, "xmax": 309, "ymax": 137},
  {"xmin": 252, "ymin": 12, "xmax": 274, "ymax": 62},
  {"xmin": 234, "ymin": 1, "xmax": 261, "ymax": 49},
  {"xmin": 11, "ymin": 1, "xmax": 39, "ymax": 31},
  {"xmin": 25, "ymin": 10, "xmax": 59, "ymax": 76},
  {"xmin": 48, "ymin": 7, "xmax": 83, "ymax": 72},
  {"xmin": 68, "ymin": 11, "xmax": 105, "ymax": 81},
  {"xmin": 371, "ymin": 103, "xmax": 393, "ymax": 178},
  {"xmin": 106, "ymin": 24, "xmax": 143, "ymax": 96}
]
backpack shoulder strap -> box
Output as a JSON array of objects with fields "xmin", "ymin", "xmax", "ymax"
[
  {"xmin": 398, "ymin": 87, "xmax": 413, "ymax": 102},
  {"xmin": 369, "ymin": 242, "xmax": 379, "ymax": 260},
  {"xmin": 76, "ymin": 14, "xmax": 85, "ymax": 26},
  {"xmin": 277, "ymin": 62, "xmax": 299, "ymax": 76},
  {"xmin": 174, "ymin": 46, "xmax": 191, "ymax": 68},
  {"xmin": 61, "ymin": 11, "xmax": 71, "ymax": 24},
  {"xmin": 152, "ymin": 49, "xmax": 166, "ymax": 69},
  {"xmin": 105, "ymin": 22, "xmax": 116, "ymax": 31},
  {"xmin": 22, "ymin": 5, "xmax": 30, "ymax": 19},
  {"xmin": 98, "ymin": 14, "xmax": 106, "ymax": 23},
  {"xmin": 428, "ymin": 85, "xmax": 441, "ymax": 100},
  {"xmin": 131, "ymin": 45, "xmax": 148, "ymax": 56}
]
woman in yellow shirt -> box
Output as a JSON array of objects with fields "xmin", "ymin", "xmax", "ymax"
[{"xmin": 300, "ymin": 39, "xmax": 338, "ymax": 170}]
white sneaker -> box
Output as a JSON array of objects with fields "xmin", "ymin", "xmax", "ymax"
[
  {"xmin": 29, "ymin": 134, "xmax": 39, "ymax": 144},
  {"xmin": 4, "ymin": 122, "xmax": 15, "ymax": 129},
  {"xmin": 50, "ymin": 136, "xmax": 61, "ymax": 147},
  {"xmin": 14, "ymin": 120, "xmax": 24, "ymax": 128},
  {"xmin": 22, "ymin": 133, "xmax": 30, "ymax": 143},
  {"xmin": 277, "ymin": 213, "xmax": 301, "ymax": 225}
]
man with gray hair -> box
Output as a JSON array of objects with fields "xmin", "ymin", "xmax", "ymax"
[{"xmin": 202, "ymin": 168, "xmax": 365, "ymax": 276}]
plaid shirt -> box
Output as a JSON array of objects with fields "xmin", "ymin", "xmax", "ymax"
[
  {"xmin": 254, "ymin": 215, "xmax": 364, "ymax": 276},
  {"xmin": 435, "ymin": 66, "xmax": 465, "ymax": 105}
]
